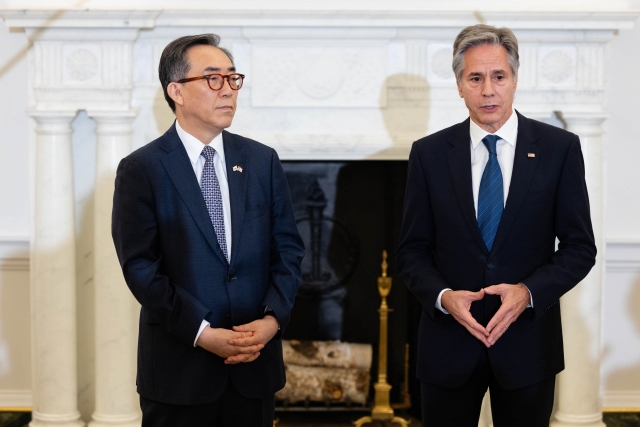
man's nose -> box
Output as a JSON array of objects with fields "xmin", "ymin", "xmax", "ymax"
[
  {"xmin": 218, "ymin": 78, "xmax": 233, "ymax": 97},
  {"xmin": 481, "ymin": 79, "xmax": 494, "ymax": 97}
]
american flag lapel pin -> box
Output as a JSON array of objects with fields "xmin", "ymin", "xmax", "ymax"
[
  {"xmin": 528, "ymin": 153, "xmax": 536, "ymax": 158},
  {"xmin": 233, "ymin": 165, "xmax": 243, "ymax": 172}
]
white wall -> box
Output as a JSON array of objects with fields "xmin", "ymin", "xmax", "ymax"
[
  {"xmin": 0, "ymin": 26, "xmax": 29, "ymax": 236},
  {"xmin": 600, "ymin": 17, "xmax": 640, "ymax": 408},
  {"xmin": 605, "ymin": 17, "xmax": 640, "ymax": 241},
  {"xmin": 0, "ymin": 20, "xmax": 31, "ymax": 407},
  {"xmin": 0, "ymin": 11, "xmax": 639, "ymax": 413}
]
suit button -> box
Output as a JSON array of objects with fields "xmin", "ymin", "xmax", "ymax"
[
  {"xmin": 227, "ymin": 275, "xmax": 235, "ymax": 282},
  {"xmin": 487, "ymin": 263, "xmax": 494, "ymax": 270}
]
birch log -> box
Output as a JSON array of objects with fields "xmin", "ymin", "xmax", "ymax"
[
  {"xmin": 282, "ymin": 340, "xmax": 372, "ymax": 368},
  {"xmin": 277, "ymin": 340, "xmax": 373, "ymax": 404}
]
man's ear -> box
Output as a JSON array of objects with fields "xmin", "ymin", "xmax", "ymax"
[
  {"xmin": 457, "ymin": 80, "xmax": 464, "ymax": 98},
  {"xmin": 167, "ymin": 82, "xmax": 184, "ymax": 108}
]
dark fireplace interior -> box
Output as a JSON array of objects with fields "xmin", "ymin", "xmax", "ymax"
[{"xmin": 281, "ymin": 161, "xmax": 421, "ymax": 418}]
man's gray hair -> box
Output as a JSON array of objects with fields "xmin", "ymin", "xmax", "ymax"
[
  {"xmin": 159, "ymin": 33, "xmax": 235, "ymax": 113},
  {"xmin": 452, "ymin": 24, "xmax": 519, "ymax": 83}
]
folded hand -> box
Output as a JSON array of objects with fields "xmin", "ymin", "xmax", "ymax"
[
  {"xmin": 441, "ymin": 284, "xmax": 530, "ymax": 347},
  {"xmin": 225, "ymin": 316, "xmax": 280, "ymax": 364},
  {"xmin": 483, "ymin": 283, "xmax": 530, "ymax": 346},
  {"xmin": 441, "ymin": 289, "xmax": 490, "ymax": 347},
  {"xmin": 195, "ymin": 327, "xmax": 264, "ymax": 364}
]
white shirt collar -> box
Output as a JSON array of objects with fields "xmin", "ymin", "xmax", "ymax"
[
  {"xmin": 469, "ymin": 108, "xmax": 518, "ymax": 149},
  {"xmin": 175, "ymin": 120, "xmax": 226, "ymax": 166}
]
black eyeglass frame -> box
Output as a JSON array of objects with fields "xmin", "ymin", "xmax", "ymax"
[{"xmin": 176, "ymin": 73, "xmax": 245, "ymax": 91}]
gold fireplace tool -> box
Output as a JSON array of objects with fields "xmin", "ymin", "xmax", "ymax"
[{"xmin": 353, "ymin": 251, "xmax": 410, "ymax": 427}]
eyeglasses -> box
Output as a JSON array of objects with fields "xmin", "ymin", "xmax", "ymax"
[{"xmin": 176, "ymin": 73, "xmax": 245, "ymax": 91}]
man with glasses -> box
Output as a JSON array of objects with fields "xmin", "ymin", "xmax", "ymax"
[{"xmin": 112, "ymin": 34, "xmax": 304, "ymax": 426}]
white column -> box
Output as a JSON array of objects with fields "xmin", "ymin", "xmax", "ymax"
[
  {"xmin": 88, "ymin": 112, "xmax": 141, "ymax": 427},
  {"xmin": 478, "ymin": 391, "xmax": 494, "ymax": 427},
  {"xmin": 551, "ymin": 113, "xmax": 607, "ymax": 427},
  {"xmin": 29, "ymin": 111, "xmax": 84, "ymax": 427}
]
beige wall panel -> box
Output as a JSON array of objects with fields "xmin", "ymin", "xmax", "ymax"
[{"xmin": 0, "ymin": 266, "xmax": 31, "ymax": 403}]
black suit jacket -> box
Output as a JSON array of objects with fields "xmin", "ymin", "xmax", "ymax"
[
  {"xmin": 112, "ymin": 124, "xmax": 304, "ymax": 405},
  {"xmin": 397, "ymin": 111, "xmax": 596, "ymax": 390}
]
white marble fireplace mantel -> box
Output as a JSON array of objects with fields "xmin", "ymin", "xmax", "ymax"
[
  {"xmin": 2, "ymin": 3, "xmax": 637, "ymax": 160},
  {"xmin": 1, "ymin": 2, "xmax": 637, "ymax": 426}
]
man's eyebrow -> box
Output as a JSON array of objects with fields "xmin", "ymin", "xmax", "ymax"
[{"xmin": 204, "ymin": 66, "xmax": 237, "ymax": 73}]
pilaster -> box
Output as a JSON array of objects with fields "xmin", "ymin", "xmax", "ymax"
[
  {"xmin": 88, "ymin": 111, "xmax": 140, "ymax": 427},
  {"xmin": 28, "ymin": 110, "xmax": 84, "ymax": 427},
  {"xmin": 550, "ymin": 113, "xmax": 607, "ymax": 427}
]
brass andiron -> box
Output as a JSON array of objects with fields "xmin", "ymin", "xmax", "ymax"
[
  {"xmin": 353, "ymin": 251, "xmax": 410, "ymax": 427},
  {"xmin": 392, "ymin": 343, "xmax": 412, "ymax": 410}
]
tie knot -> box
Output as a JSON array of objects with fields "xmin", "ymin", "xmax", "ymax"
[
  {"xmin": 201, "ymin": 145, "xmax": 216, "ymax": 162},
  {"xmin": 482, "ymin": 134, "xmax": 500, "ymax": 155}
]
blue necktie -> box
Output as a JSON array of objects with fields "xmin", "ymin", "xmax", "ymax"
[
  {"xmin": 200, "ymin": 146, "xmax": 228, "ymax": 261},
  {"xmin": 477, "ymin": 134, "xmax": 503, "ymax": 251}
]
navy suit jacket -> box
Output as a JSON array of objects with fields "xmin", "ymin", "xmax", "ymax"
[
  {"xmin": 112, "ymin": 123, "xmax": 304, "ymax": 405},
  {"xmin": 397, "ymin": 112, "xmax": 596, "ymax": 390}
]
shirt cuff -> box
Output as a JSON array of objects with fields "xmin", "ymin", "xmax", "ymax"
[
  {"xmin": 519, "ymin": 282, "xmax": 533, "ymax": 308},
  {"xmin": 436, "ymin": 288, "xmax": 452, "ymax": 314},
  {"xmin": 194, "ymin": 319, "xmax": 210, "ymax": 347}
]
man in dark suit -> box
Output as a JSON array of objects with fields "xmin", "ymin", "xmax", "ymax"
[
  {"xmin": 112, "ymin": 34, "xmax": 304, "ymax": 426},
  {"xmin": 397, "ymin": 25, "xmax": 596, "ymax": 427}
]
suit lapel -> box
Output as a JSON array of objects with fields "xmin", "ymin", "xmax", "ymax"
[
  {"xmin": 489, "ymin": 112, "xmax": 540, "ymax": 256},
  {"xmin": 159, "ymin": 124, "xmax": 229, "ymax": 265},
  {"xmin": 222, "ymin": 131, "xmax": 247, "ymax": 268},
  {"xmin": 447, "ymin": 119, "xmax": 490, "ymax": 256}
]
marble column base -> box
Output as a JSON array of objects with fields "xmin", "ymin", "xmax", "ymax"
[
  {"xmin": 550, "ymin": 412, "xmax": 606, "ymax": 427},
  {"xmin": 88, "ymin": 412, "xmax": 140, "ymax": 427},
  {"xmin": 478, "ymin": 391, "xmax": 493, "ymax": 427},
  {"xmin": 30, "ymin": 410, "xmax": 84, "ymax": 427}
]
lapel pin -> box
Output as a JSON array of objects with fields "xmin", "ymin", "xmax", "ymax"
[
  {"xmin": 233, "ymin": 165, "xmax": 243, "ymax": 173},
  {"xmin": 528, "ymin": 153, "xmax": 536, "ymax": 158}
]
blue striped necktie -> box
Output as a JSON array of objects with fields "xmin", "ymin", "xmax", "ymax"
[
  {"xmin": 477, "ymin": 134, "xmax": 503, "ymax": 251},
  {"xmin": 200, "ymin": 145, "xmax": 228, "ymax": 261}
]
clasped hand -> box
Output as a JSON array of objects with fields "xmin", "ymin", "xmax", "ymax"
[
  {"xmin": 440, "ymin": 284, "xmax": 530, "ymax": 347},
  {"xmin": 195, "ymin": 316, "xmax": 280, "ymax": 364}
]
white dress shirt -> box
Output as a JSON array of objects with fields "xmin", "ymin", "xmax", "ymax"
[
  {"xmin": 435, "ymin": 109, "xmax": 532, "ymax": 313},
  {"xmin": 175, "ymin": 121, "xmax": 232, "ymax": 345}
]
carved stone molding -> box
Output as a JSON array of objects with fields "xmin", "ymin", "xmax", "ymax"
[
  {"xmin": 1, "ymin": 11, "xmax": 157, "ymax": 114},
  {"xmin": 251, "ymin": 43, "xmax": 387, "ymax": 108},
  {"xmin": 538, "ymin": 46, "xmax": 577, "ymax": 86},
  {"xmin": 254, "ymin": 133, "xmax": 394, "ymax": 159},
  {"xmin": 430, "ymin": 47, "xmax": 455, "ymax": 80},
  {"xmin": 63, "ymin": 45, "xmax": 101, "ymax": 84}
]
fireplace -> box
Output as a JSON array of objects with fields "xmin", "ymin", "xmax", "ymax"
[{"xmin": 281, "ymin": 160, "xmax": 421, "ymax": 416}]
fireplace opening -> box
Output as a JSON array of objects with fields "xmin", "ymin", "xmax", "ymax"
[{"xmin": 281, "ymin": 160, "xmax": 421, "ymax": 417}]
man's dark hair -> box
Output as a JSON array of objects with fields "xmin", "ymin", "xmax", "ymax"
[{"xmin": 158, "ymin": 34, "xmax": 235, "ymax": 113}]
